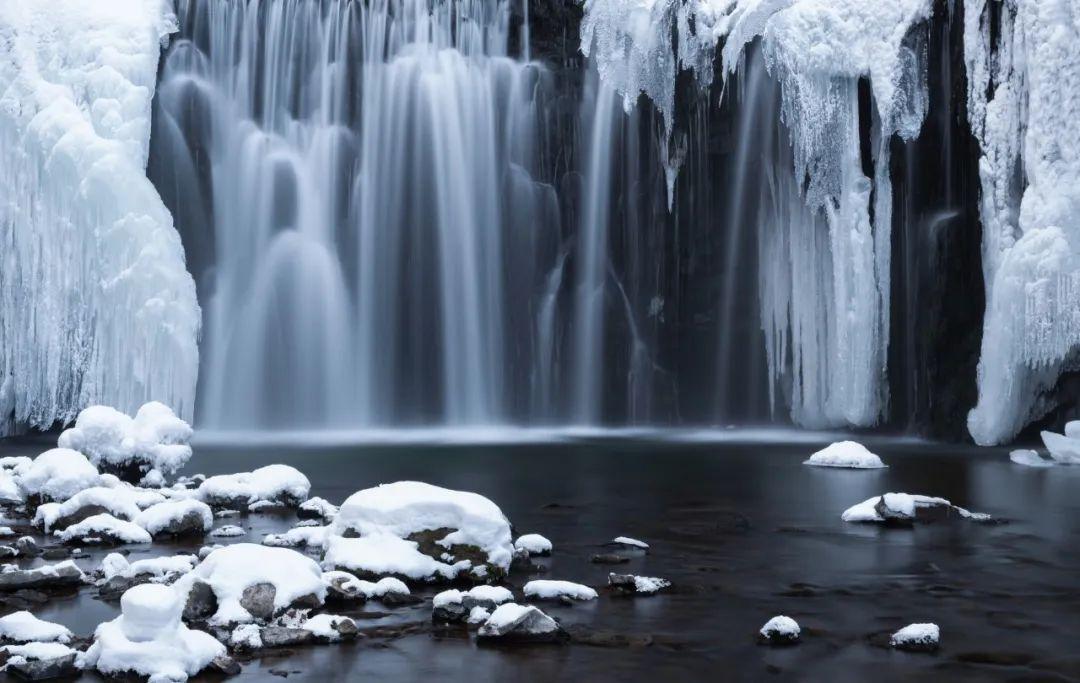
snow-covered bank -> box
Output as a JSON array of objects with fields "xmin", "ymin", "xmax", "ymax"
[{"xmin": 0, "ymin": 0, "xmax": 199, "ymax": 437}]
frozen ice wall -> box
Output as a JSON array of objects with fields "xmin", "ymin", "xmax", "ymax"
[
  {"xmin": 964, "ymin": 0, "xmax": 1080, "ymax": 444},
  {"xmin": 0, "ymin": 0, "xmax": 200, "ymax": 435}
]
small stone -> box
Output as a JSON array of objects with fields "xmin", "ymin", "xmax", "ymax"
[
  {"xmin": 890, "ymin": 623, "xmax": 940, "ymax": 653},
  {"xmin": 239, "ymin": 582, "xmax": 277, "ymax": 622},
  {"xmin": 208, "ymin": 655, "xmax": 242, "ymax": 676},
  {"xmin": 477, "ymin": 604, "xmax": 566, "ymax": 644},
  {"xmin": 758, "ymin": 616, "xmax": 800, "ymax": 646},
  {"xmin": 590, "ymin": 553, "xmax": 629, "ymax": 565}
]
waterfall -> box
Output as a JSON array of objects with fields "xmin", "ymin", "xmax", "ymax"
[{"xmin": 152, "ymin": 0, "xmax": 553, "ymax": 429}]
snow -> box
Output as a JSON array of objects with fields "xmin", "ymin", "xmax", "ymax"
[
  {"xmin": 323, "ymin": 534, "xmax": 469, "ymax": 582},
  {"xmin": 175, "ymin": 544, "xmax": 326, "ymax": 625},
  {"xmin": 329, "ymin": 482, "xmax": 514, "ymax": 572},
  {"xmin": 229, "ymin": 623, "xmax": 262, "ymax": 650},
  {"xmin": 890, "ymin": 622, "xmax": 939, "ymax": 648},
  {"xmin": 804, "ymin": 441, "xmax": 886, "ymax": 469},
  {"xmin": 263, "ymin": 525, "xmax": 328, "ymax": 548},
  {"xmin": 198, "ymin": 466, "xmax": 310, "ymax": 507},
  {"xmin": 323, "ymin": 572, "xmax": 409, "ymax": 600},
  {"xmin": 468, "ymin": 606, "xmax": 491, "ymax": 624},
  {"xmin": 302, "ymin": 614, "xmax": 355, "ymax": 641},
  {"xmin": 1009, "ymin": 449, "xmax": 1054, "ymax": 468},
  {"xmin": 1, "ymin": 641, "xmax": 76, "ymax": 664},
  {"xmin": 57, "ymin": 513, "xmax": 152, "ymax": 544},
  {"xmin": 514, "ymin": 533, "xmax": 552, "ymax": 555},
  {"xmin": 0, "ymin": 0, "xmax": 200, "ymax": 438},
  {"xmin": 100, "ymin": 553, "xmax": 198, "ymax": 582},
  {"xmin": 962, "ymin": 0, "xmax": 1080, "ymax": 444},
  {"xmin": 759, "ymin": 615, "xmax": 800, "ymax": 639},
  {"xmin": 209, "ymin": 525, "xmax": 245, "ymax": 538},
  {"xmin": 630, "ymin": 576, "xmax": 670, "ymax": 594},
  {"xmin": 0, "ymin": 471, "xmax": 23, "ymax": 505},
  {"xmin": 1040, "ymin": 431, "xmax": 1080, "ymax": 465},
  {"xmin": 466, "ymin": 585, "xmax": 514, "ymax": 605},
  {"xmin": 0, "ymin": 611, "xmax": 72, "ymax": 644},
  {"xmin": 612, "ymin": 536, "xmax": 649, "ymax": 549},
  {"xmin": 17, "ymin": 448, "xmax": 100, "ymax": 502},
  {"xmin": 81, "ymin": 584, "xmax": 225, "ymax": 681},
  {"xmin": 34, "ymin": 485, "xmax": 157, "ymax": 532},
  {"xmin": 524, "ymin": 580, "xmax": 598, "ymax": 601},
  {"xmin": 299, "ymin": 497, "xmax": 338, "ymax": 520},
  {"xmin": 841, "ymin": 493, "xmax": 991, "ymax": 523},
  {"xmin": 134, "ymin": 499, "xmax": 213, "ymax": 536},
  {"xmin": 1066, "ymin": 421, "xmax": 1080, "ymax": 440},
  {"xmin": 58, "ymin": 403, "xmax": 193, "ymax": 477},
  {"xmin": 433, "ymin": 589, "xmax": 464, "ymax": 609}
]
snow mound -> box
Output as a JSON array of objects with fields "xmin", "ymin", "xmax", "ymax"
[
  {"xmin": 1040, "ymin": 431, "xmax": 1080, "ymax": 465},
  {"xmin": 57, "ymin": 513, "xmax": 152, "ymax": 544},
  {"xmin": 0, "ymin": 0, "xmax": 199, "ymax": 439},
  {"xmin": 100, "ymin": 553, "xmax": 197, "ymax": 582},
  {"xmin": 804, "ymin": 441, "xmax": 886, "ymax": 469},
  {"xmin": 198, "ymin": 466, "xmax": 310, "ymax": 508},
  {"xmin": 81, "ymin": 584, "xmax": 225, "ymax": 681},
  {"xmin": 890, "ymin": 622, "xmax": 939, "ymax": 651},
  {"xmin": 134, "ymin": 499, "xmax": 213, "ymax": 537},
  {"xmin": 323, "ymin": 534, "xmax": 469, "ymax": 582},
  {"xmin": 524, "ymin": 580, "xmax": 598, "ymax": 602},
  {"xmin": 1009, "ymin": 449, "xmax": 1055, "ymax": 468},
  {"xmin": 17, "ymin": 449, "xmax": 100, "ymax": 503},
  {"xmin": 759, "ymin": 615, "xmax": 800, "ymax": 645},
  {"xmin": 329, "ymin": 481, "xmax": 514, "ymax": 576},
  {"xmin": 842, "ymin": 493, "xmax": 991, "ymax": 523},
  {"xmin": 175, "ymin": 544, "xmax": 325, "ymax": 625},
  {"xmin": 0, "ymin": 611, "xmax": 72, "ymax": 644},
  {"xmin": 514, "ymin": 533, "xmax": 552, "ymax": 556},
  {"xmin": 58, "ymin": 403, "xmax": 193, "ymax": 478}
]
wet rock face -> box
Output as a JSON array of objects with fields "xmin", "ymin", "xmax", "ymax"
[{"xmin": 183, "ymin": 579, "xmax": 217, "ymax": 622}]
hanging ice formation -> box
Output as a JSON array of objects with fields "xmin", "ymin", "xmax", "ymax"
[
  {"xmin": 582, "ymin": 0, "xmax": 932, "ymax": 429},
  {"xmin": 0, "ymin": 0, "xmax": 200, "ymax": 436}
]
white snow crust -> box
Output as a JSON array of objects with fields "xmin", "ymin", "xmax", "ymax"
[{"xmin": 524, "ymin": 580, "xmax": 598, "ymax": 601}]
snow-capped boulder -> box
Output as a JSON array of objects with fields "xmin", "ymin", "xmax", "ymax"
[
  {"xmin": 841, "ymin": 493, "xmax": 991, "ymax": 524},
  {"xmin": 81, "ymin": 584, "xmax": 227, "ymax": 681},
  {"xmin": 198, "ymin": 466, "xmax": 310, "ymax": 510},
  {"xmin": 524, "ymin": 580, "xmax": 598, "ymax": 602},
  {"xmin": 514, "ymin": 534, "xmax": 552, "ymax": 556},
  {"xmin": 0, "ymin": 611, "xmax": 72, "ymax": 644},
  {"xmin": 758, "ymin": 615, "xmax": 800, "ymax": 646},
  {"xmin": 58, "ymin": 403, "xmax": 193, "ymax": 481},
  {"xmin": 477, "ymin": 603, "xmax": 565, "ymax": 644},
  {"xmin": 607, "ymin": 573, "xmax": 671, "ymax": 596},
  {"xmin": 890, "ymin": 623, "xmax": 939, "ymax": 652},
  {"xmin": 56, "ymin": 513, "xmax": 152, "ymax": 545},
  {"xmin": 1, "ymin": 642, "xmax": 79, "ymax": 679},
  {"xmin": 96, "ymin": 553, "xmax": 198, "ymax": 598},
  {"xmin": 175, "ymin": 544, "xmax": 325, "ymax": 625},
  {"xmin": 17, "ymin": 449, "xmax": 100, "ymax": 504},
  {"xmin": 0, "ymin": 561, "xmax": 83, "ymax": 592},
  {"xmin": 298, "ymin": 497, "xmax": 338, "ymax": 521},
  {"xmin": 323, "ymin": 572, "xmax": 411, "ymax": 604},
  {"xmin": 323, "ymin": 534, "xmax": 470, "ymax": 583},
  {"xmin": 1009, "ymin": 449, "xmax": 1055, "ymax": 467},
  {"xmin": 804, "ymin": 441, "xmax": 887, "ymax": 469},
  {"xmin": 327, "ymin": 481, "xmax": 514, "ymax": 581},
  {"xmin": 302, "ymin": 614, "xmax": 358, "ymax": 642},
  {"xmin": 134, "ymin": 499, "xmax": 213, "ymax": 539},
  {"xmin": 1040, "ymin": 430, "xmax": 1080, "ymax": 464}
]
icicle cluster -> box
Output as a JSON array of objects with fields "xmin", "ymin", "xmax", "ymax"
[
  {"xmin": 582, "ymin": 0, "xmax": 931, "ymax": 428},
  {"xmin": 964, "ymin": 0, "xmax": 1080, "ymax": 444},
  {"xmin": 0, "ymin": 1, "xmax": 200, "ymax": 435}
]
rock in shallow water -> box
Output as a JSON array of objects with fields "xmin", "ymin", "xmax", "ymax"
[
  {"xmin": 890, "ymin": 623, "xmax": 940, "ymax": 652},
  {"xmin": 477, "ymin": 604, "xmax": 566, "ymax": 644},
  {"xmin": 758, "ymin": 615, "xmax": 800, "ymax": 646}
]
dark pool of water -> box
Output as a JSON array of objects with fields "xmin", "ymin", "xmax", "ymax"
[{"xmin": 4, "ymin": 434, "xmax": 1080, "ymax": 682}]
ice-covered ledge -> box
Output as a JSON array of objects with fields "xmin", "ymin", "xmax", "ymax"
[{"xmin": 0, "ymin": 0, "xmax": 200, "ymax": 435}]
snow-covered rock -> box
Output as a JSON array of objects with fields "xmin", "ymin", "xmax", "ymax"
[
  {"xmin": 608, "ymin": 573, "xmax": 671, "ymax": 595},
  {"xmin": 34, "ymin": 486, "xmax": 152, "ymax": 533},
  {"xmin": 1009, "ymin": 449, "xmax": 1055, "ymax": 467},
  {"xmin": 17, "ymin": 449, "xmax": 100, "ymax": 503},
  {"xmin": 841, "ymin": 493, "xmax": 991, "ymax": 524},
  {"xmin": 209, "ymin": 525, "xmax": 245, "ymax": 538},
  {"xmin": 298, "ymin": 497, "xmax": 338, "ymax": 521},
  {"xmin": 81, "ymin": 584, "xmax": 226, "ymax": 681},
  {"xmin": 610, "ymin": 536, "xmax": 649, "ymax": 551},
  {"xmin": 0, "ymin": 560, "xmax": 83, "ymax": 591},
  {"xmin": 804, "ymin": 441, "xmax": 887, "ymax": 469},
  {"xmin": 524, "ymin": 580, "xmax": 597, "ymax": 602},
  {"xmin": 302, "ymin": 614, "xmax": 357, "ymax": 642},
  {"xmin": 514, "ymin": 534, "xmax": 552, "ymax": 556},
  {"xmin": 0, "ymin": 0, "xmax": 199, "ymax": 440},
  {"xmin": 0, "ymin": 611, "xmax": 72, "ymax": 644},
  {"xmin": 58, "ymin": 403, "xmax": 194, "ymax": 480},
  {"xmin": 323, "ymin": 572, "xmax": 410, "ymax": 603},
  {"xmin": 229, "ymin": 623, "xmax": 262, "ymax": 651},
  {"xmin": 1040, "ymin": 431, "xmax": 1080, "ymax": 465},
  {"xmin": 1, "ymin": 642, "xmax": 79, "ymax": 679},
  {"xmin": 198, "ymin": 466, "xmax": 310, "ymax": 509},
  {"xmin": 56, "ymin": 513, "xmax": 152, "ymax": 545},
  {"xmin": 328, "ymin": 481, "xmax": 514, "ymax": 579},
  {"xmin": 175, "ymin": 544, "xmax": 325, "ymax": 625},
  {"xmin": 758, "ymin": 615, "xmax": 800, "ymax": 646},
  {"xmin": 468, "ymin": 606, "xmax": 491, "ymax": 625},
  {"xmin": 134, "ymin": 499, "xmax": 212, "ymax": 538},
  {"xmin": 263, "ymin": 525, "xmax": 328, "ymax": 548},
  {"xmin": 432, "ymin": 585, "xmax": 515, "ymax": 623},
  {"xmin": 99, "ymin": 553, "xmax": 198, "ymax": 583},
  {"xmin": 477, "ymin": 603, "xmax": 565, "ymax": 643},
  {"xmin": 323, "ymin": 534, "xmax": 469, "ymax": 583},
  {"xmin": 890, "ymin": 622, "xmax": 939, "ymax": 652}
]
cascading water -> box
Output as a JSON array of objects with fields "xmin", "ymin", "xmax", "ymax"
[{"xmin": 151, "ymin": 0, "xmax": 558, "ymax": 429}]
